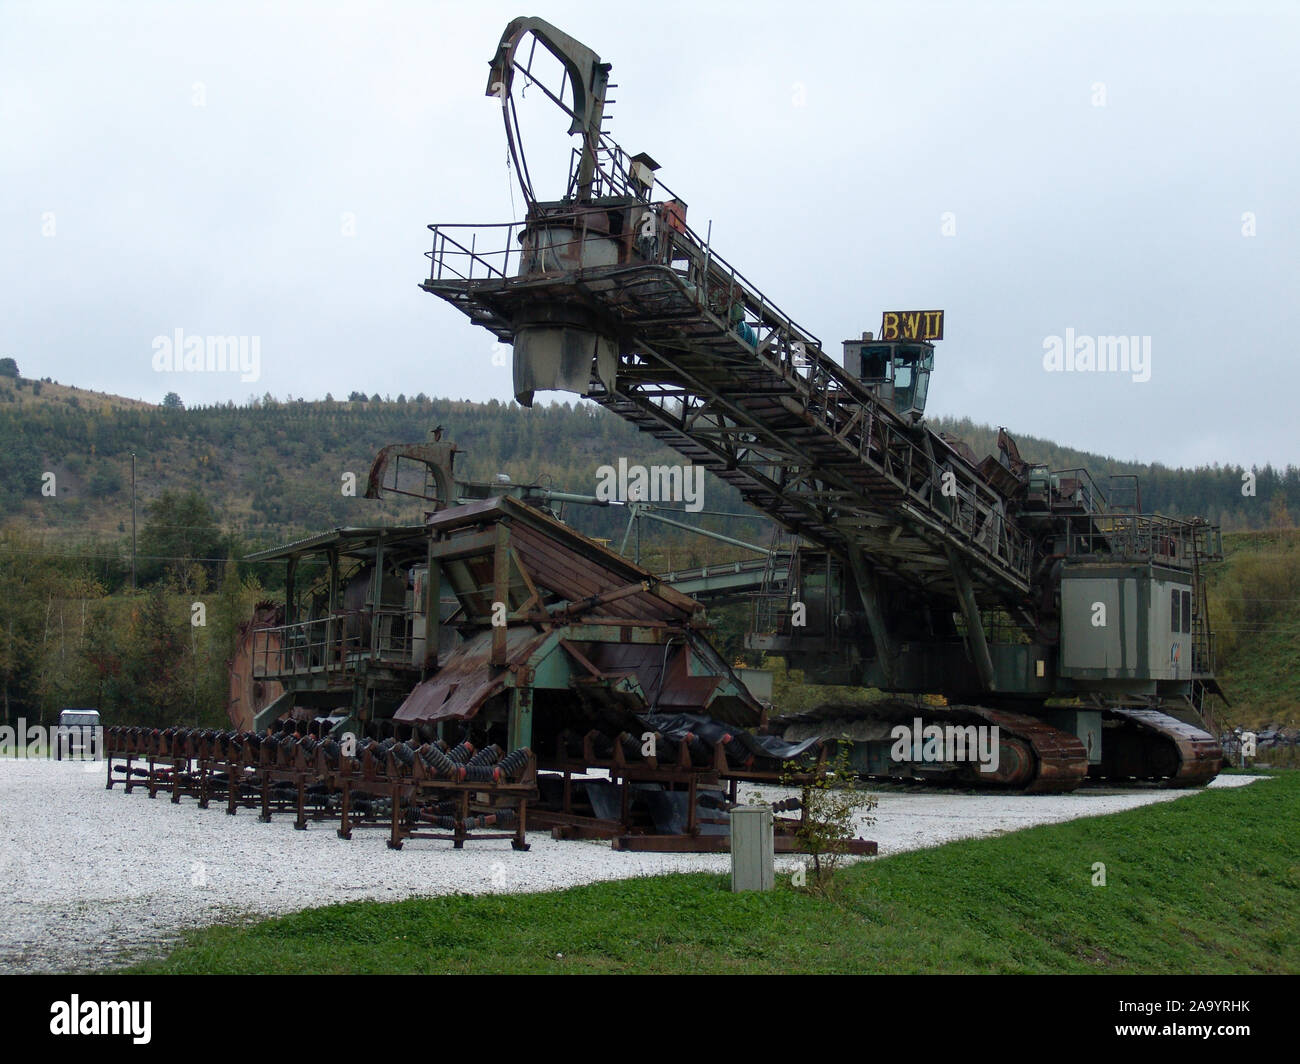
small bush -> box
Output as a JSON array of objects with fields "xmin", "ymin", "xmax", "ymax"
[{"xmin": 780, "ymin": 744, "xmax": 877, "ymax": 895}]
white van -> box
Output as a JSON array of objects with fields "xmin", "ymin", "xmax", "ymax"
[{"xmin": 56, "ymin": 709, "xmax": 101, "ymax": 761}]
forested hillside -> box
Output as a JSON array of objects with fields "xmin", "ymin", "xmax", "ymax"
[
  {"xmin": 0, "ymin": 375, "xmax": 771, "ymax": 559},
  {"xmin": 4, "ymin": 376, "xmax": 1294, "ymax": 561}
]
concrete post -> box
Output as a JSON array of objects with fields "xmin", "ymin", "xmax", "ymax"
[{"xmin": 730, "ymin": 805, "xmax": 775, "ymax": 892}]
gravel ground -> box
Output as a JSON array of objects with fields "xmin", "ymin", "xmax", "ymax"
[{"xmin": 0, "ymin": 757, "xmax": 1263, "ymax": 973}]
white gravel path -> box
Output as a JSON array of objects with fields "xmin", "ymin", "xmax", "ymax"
[{"xmin": 0, "ymin": 757, "xmax": 1263, "ymax": 973}]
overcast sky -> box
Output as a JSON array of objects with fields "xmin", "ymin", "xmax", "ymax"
[{"xmin": 3, "ymin": 0, "xmax": 1297, "ymax": 468}]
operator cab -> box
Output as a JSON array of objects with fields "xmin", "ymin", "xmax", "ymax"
[{"xmin": 843, "ymin": 335, "xmax": 935, "ymax": 420}]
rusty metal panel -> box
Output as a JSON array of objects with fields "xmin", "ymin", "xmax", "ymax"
[
  {"xmin": 364, "ymin": 441, "xmax": 458, "ymax": 507},
  {"xmin": 428, "ymin": 495, "xmax": 699, "ymax": 625},
  {"xmin": 574, "ymin": 638, "xmax": 753, "ymax": 722},
  {"xmin": 227, "ymin": 602, "xmax": 285, "ymax": 730},
  {"xmin": 393, "ymin": 628, "xmax": 551, "ymax": 724}
]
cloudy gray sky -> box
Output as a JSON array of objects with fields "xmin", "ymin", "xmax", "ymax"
[{"xmin": 3, "ymin": 0, "xmax": 1297, "ymax": 468}]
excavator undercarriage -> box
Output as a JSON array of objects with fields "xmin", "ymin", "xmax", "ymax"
[{"xmin": 770, "ymin": 698, "xmax": 1220, "ymax": 793}]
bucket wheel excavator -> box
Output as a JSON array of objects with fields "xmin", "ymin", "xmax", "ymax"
[{"xmin": 419, "ymin": 17, "xmax": 1224, "ymax": 792}]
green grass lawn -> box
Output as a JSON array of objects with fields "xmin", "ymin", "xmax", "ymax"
[
  {"xmin": 128, "ymin": 771, "xmax": 1300, "ymax": 975},
  {"xmin": 1210, "ymin": 529, "xmax": 1300, "ymax": 731},
  {"xmin": 1217, "ymin": 612, "xmax": 1300, "ymax": 733}
]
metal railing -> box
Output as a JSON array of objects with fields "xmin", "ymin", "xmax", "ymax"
[
  {"xmin": 251, "ymin": 609, "xmax": 419, "ymax": 678},
  {"xmin": 1068, "ymin": 513, "xmax": 1212, "ymax": 566},
  {"xmin": 426, "ymin": 222, "xmax": 525, "ymax": 282},
  {"xmin": 1051, "ymin": 468, "xmax": 1108, "ymax": 514},
  {"xmin": 645, "ymin": 220, "xmax": 1034, "ymax": 585},
  {"xmin": 425, "ymin": 196, "xmax": 1034, "ymax": 589}
]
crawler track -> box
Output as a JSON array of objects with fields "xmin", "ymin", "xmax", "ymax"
[
  {"xmin": 963, "ymin": 706, "xmax": 1089, "ymax": 794},
  {"xmin": 1094, "ymin": 707, "xmax": 1224, "ymax": 787},
  {"xmin": 773, "ymin": 700, "xmax": 1090, "ymax": 793}
]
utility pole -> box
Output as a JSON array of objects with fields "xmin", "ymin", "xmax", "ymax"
[{"xmin": 130, "ymin": 452, "xmax": 137, "ymax": 591}]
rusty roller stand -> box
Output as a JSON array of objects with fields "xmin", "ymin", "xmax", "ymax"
[{"xmin": 105, "ymin": 725, "xmax": 539, "ymax": 850}]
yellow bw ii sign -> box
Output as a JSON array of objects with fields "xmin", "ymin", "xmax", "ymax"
[{"xmin": 880, "ymin": 310, "xmax": 944, "ymax": 341}]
